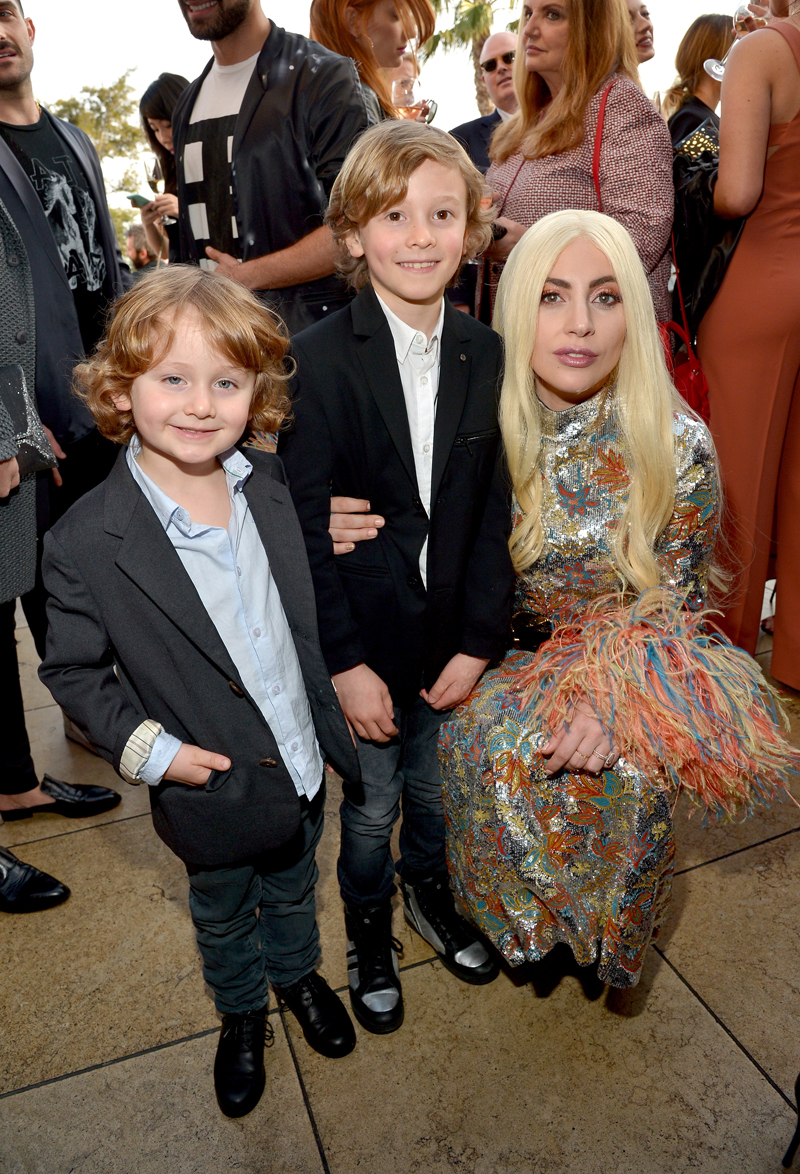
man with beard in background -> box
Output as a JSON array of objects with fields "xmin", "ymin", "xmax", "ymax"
[{"xmin": 171, "ymin": 0, "xmax": 373, "ymax": 334}]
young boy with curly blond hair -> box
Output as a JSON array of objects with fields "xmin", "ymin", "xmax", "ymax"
[{"xmin": 38, "ymin": 266, "xmax": 361, "ymax": 1119}]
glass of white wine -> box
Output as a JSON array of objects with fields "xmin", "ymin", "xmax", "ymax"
[
  {"xmin": 704, "ymin": 3, "xmax": 769, "ymax": 79},
  {"xmin": 145, "ymin": 158, "xmax": 176, "ymax": 226},
  {"xmin": 391, "ymin": 78, "xmax": 438, "ymax": 124}
]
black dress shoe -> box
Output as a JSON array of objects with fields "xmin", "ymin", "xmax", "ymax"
[
  {"xmin": 214, "ymin": 1008, "xmax": 272, "ymax": 1119},
  {"xmin": 275, "ymin": 970, "xmax": 356, "ymax": 1058},
  {"xmin": 401, "ymin": 874, "xmax": 499, "ymax": 985},
  {"xmin": 0, "ymin": 846, "xmax": 70, "ymax": 913},
  {"xmin": 0, "ymin": 774, "xmax": 121, "ymax": 822},
  {"xmin": 344, "ymin": 901, "xmax": 404, "ymax": 1035}
]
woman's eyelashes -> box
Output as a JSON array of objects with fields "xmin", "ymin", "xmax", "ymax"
[{"xmin": 539, "ymin": 286, "xmax": 622, "ymax": 305}]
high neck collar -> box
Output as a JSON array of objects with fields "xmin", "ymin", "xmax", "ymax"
[{"xmin": 537, "ymin": 386, "xmax": 613, "ymax": 440}]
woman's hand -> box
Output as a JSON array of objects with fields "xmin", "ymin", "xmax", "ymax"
[
  {"xmin": 43, "ymin": 425, "xmax": 65, "ymax": 488},
  {"xmin": 541, "ymin": 700, "xmax": 618, "ymax": 777},
  {"xmin": 486, "ymin": 217, "xmax": 527, "ymax": 260},
  {"xmin": 329, "ymin": 495, "xmax": 385, "ymax": 555},
  {"xmin": 0, "ymin": 456, "xmax": 19, "ymax": 497},
  {"xmin": 151, "ymin": 193, "xmax": 179, "ymax": 220}
]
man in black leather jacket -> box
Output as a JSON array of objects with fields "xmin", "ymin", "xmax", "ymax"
[{"xmin": 172, "ymin": 0, "xmax": 374, "ymax": 335}]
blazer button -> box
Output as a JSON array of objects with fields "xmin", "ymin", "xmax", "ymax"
[
  {"xmin": 407, "ymin": 574, "xmax": 421, "ymax": 589},
  {"xmin": 260, "ymin": 757, "xmax": 278, "ymax": 768},
  {"xmin": 15, "ymin": 329, "xmax": 28, "ymax": 343},
  {"xmin": 411, "ymin": 496, "xmax": 423, "ymax": 512},
  {"xmin": 229, "ymin": 680, "xmax": 245, "ymax": 697},
  {"xmin": 7, "ymin": 254, "xmax": 20, "ymax": 266}
]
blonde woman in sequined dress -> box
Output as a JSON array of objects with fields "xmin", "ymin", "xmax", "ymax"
[{"xmin": 440, "ymin": 210, "xmax": 798, "ymax": 988}]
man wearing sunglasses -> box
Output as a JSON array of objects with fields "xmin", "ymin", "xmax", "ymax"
[{"xmin": 450, "ymin": 31, "xmax": 518, "ymax": 175}]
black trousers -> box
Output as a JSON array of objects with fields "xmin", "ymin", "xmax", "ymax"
[{"xmin": 0, "ymin": 598, "xmax": 37, "ymax": 795}]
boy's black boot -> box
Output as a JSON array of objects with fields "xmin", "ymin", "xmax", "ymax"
[
  {"xmin": 274, "ymin": 970, "xmax": 356, "ymax": 1058},
  {"xmin": 214, "ymin": 1007, "xmax": 272, "ymax": 1118},
  {"xmin": 401, "ymin": 874, "xmax": 499, "ymax": 985},
  {"xmin": 344, "ymin": 900, "xmax": 404, "ymax": 1034}
]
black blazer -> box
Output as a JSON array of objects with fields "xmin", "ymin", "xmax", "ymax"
[
  {"xmin": 0, "ymin": 110, "xmax": 130, "ymax": 445},
  {"xmin": 278, "ymin": 285, "xmax": 514, "ymax": 708},
  {"xmin": 449, "ymin": 110, "xmax": 501, "ymax": 175},
  {"xmin": 39, "ymin": 449, "xmax": 361, "ymax": 868}
]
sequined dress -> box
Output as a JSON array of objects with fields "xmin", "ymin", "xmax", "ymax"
[{"xmin": 439, "ymin": 391, "xmax": 718, "ymax": 987}]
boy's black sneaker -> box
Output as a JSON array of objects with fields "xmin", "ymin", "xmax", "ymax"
[
  {"xmin": 401, "ymin": 874, "xmax": 499, "ymax": 985},
  {"xmin": 214, "ymin": 1007, "xmax": 273, "ymax": 1118},
  {"xmin": 275, "ymin": 970, "xmax": 356, "ymax": 1058},
  {"xmin": 345, "ymin": 901, "xmax": 404, "ymax": 1034}
]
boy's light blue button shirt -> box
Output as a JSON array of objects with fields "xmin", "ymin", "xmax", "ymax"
[{"xmin": 125, "ymin": 439, "xmax": 323, "ymax": 797}]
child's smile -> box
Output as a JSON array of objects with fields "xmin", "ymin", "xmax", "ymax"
[
  {"xmin": 114, "ymin": 309, "xmax": 256, "ymax": 479},
  {"xmin": 344, "ymin": 158, "xmax": 469, "ymax": 319}
]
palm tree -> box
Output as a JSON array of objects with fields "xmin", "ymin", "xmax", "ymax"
[{"xmin": 423, "ymin": 1, "xmax": 519, "ymax": 115}]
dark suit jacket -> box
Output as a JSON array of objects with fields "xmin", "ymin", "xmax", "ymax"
[
  {"xmin": 39, "ymin": 449, "xmax": 361, "ymax": 867},
  {"xmin": 449, "ymin": 110, "xmax": 501, "ymax": 175},
  {"xmin": 278, "ymin": 285, "xmax": 514, "ymax": 708},
  {"xmin": 0, "ymin": 110, "xmax": 130, "ymax": 446}
]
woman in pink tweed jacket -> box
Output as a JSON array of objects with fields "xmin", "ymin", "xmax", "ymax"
[{"xmin": 482, "ymin": 0, "xmax": 673, "ymax": 323}]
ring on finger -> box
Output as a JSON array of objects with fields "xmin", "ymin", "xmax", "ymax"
[
  {"xmin": 604, "ymin": 749, "xmax": 617, "ymax": 767},
  {"xmin": 576, "ymin": 750, "xmax": 589, "ymax": 762}
]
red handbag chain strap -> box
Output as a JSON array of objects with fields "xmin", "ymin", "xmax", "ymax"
[{"xmin": 592, "ymin": 82, "xmax": 614, "ymax": 212}]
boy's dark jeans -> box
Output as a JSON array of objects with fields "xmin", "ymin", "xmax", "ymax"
[
  {"xmin": 338, "ymin": 695, "xmax": 448, "ymax": 908},
  {"xmin": 186, "ymin": 782, "xmax": 325, "ymax": 1015}
]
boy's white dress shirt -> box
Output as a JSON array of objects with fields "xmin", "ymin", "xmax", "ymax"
[
  {"xmin": 122, "ymin": 439, "xmax": 322, "ymax": 798},
  {"xmin": 375, "ymin": 293, "xmax": 445, "ymax": 588}
]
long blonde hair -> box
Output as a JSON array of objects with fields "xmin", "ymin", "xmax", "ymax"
[
  {"xmin": 496, "ymin": 210, "xmax": 690, "ymax": 593},
  {"xmin": 661, "ymin": 15, "xmax": 733, "ymax": 120},
  {"xmin": 309, "ymin": 0, "xmax": 435, "ymax": 118},
  {"xmin": 491, "ymin": 0, "xmax": 640, "ymax": 164}
]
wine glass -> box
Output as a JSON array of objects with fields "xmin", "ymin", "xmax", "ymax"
[
  {"xmin": 704, "ymin": 3, "xmax": 769, "ymax": 79},
  {"xmin": 391, "ymin": 78, "xmax": 438, "ymax": 124},
  {"xmin": 144, "ymin": 158, "xmax": 176, "ymax": 226}
]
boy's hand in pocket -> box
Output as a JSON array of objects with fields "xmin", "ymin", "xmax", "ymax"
[{"xmin": 164, "ymin": 744, "xmax": 231, "ymax": 787}]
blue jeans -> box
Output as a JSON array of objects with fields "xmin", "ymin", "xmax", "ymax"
[
  {"xmin": 338, "ymin": 695, "xmax": 448, "ymax": 907},
  {"xmin": 186, "ymin": 784, "xmax": 324, "ymax": 1015}
]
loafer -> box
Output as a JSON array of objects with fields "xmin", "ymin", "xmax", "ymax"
[
  {"xmin": 401, "ymin": 874, "xmax": 499, "ymax": 985},
  {"xmin": 0, "ymin": 846, "xmax": 70, "ymax": 913},
  {"xmin": 345, "ymin": 901, "xmax": 404, "ymax": 1035},
  {"xmin": 214, "ymin": 1007, "xmax": 272, "ymax": 1118},
  {"xmin": 0, "ymin": 774, "xmax": 121, "ymax": 822},
  {"xmin": 275, "ymin": 970, "xmax": 356, "ymax": 1058}
]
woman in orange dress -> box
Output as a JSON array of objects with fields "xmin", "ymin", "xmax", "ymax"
[{"xmin": 697, "ymin": 1, "xmax": 800, "ymax": 687}]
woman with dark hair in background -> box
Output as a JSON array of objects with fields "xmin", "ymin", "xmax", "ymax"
[
  {"xmin": 482, "ymin": 0, "xmax": 673, "ymax": 323},
  {"xmin": 309, "ymin": 0, "xmax": 434, "ymax": 121},
  {"xmin": 663, "ymin": 15, "xmax": 734, "ymax": 145},
  {"xmin": 137, "ymin": 72, "xmax": 190, "ymax": 262}
]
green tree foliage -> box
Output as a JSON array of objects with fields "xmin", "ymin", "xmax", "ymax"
[
  {"xmin": 51, "ymin": 71, "xmax": 145, "ymax": 250},
  {"xmin": 424, "ymin": 2, "xmax": 518, "ymax": 115}
]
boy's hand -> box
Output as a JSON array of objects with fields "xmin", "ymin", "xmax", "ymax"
[
  {"xmin": 329, "ymin": 496, "xmax": 384, "ymax": 555},
  {"xmin": 421, "ymin": 653, "xmax": 489, "ymax": 712},
  {"xmin": 164, "ymin": 744, "xmax": 232, "ymax": 787},
  {"xmin": 332, "ymin": 663, "xmax": 398, "ymax": 742}
]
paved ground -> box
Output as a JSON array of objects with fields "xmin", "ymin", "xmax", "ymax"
[{"xmin": 2, "ymin": 615, "xmax": 798, "ymax": 1174}]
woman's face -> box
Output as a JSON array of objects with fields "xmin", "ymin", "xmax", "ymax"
[
  {"xmin": 521, "ymin": 0, "xmax": 570, "ymax": 95},
  {"xmin": 627, "ymin": 0, "xmax": 654, "ymax": 63},
  {"xmin": 531, "ymin": 237, "xmax": 627, "ymax": 412},
  {"xmin": 147, "ymin": 118, "xmax": 174, "ymax": 154},
  {"xmin": 362, "ymin": 0, "xmax": 408, "ymax": 69}
]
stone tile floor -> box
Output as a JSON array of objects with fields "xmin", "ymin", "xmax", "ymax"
[{"xmin": 2, "ymin": 617, "xmax": 799, "ymax": 1174}]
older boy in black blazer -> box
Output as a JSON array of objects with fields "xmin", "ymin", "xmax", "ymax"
[{"xmin": 279, "ymin": 122, "xmax": 514, "ymax": 1035}]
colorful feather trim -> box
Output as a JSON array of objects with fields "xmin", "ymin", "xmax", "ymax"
[{"xmin": 514, "ymin": 589, "xmax": 800, "ymax": 819}]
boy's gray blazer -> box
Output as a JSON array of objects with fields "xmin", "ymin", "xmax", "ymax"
[{"xmin": 39, "ymin": 447, "xmax": 361, "ymax": 867}]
